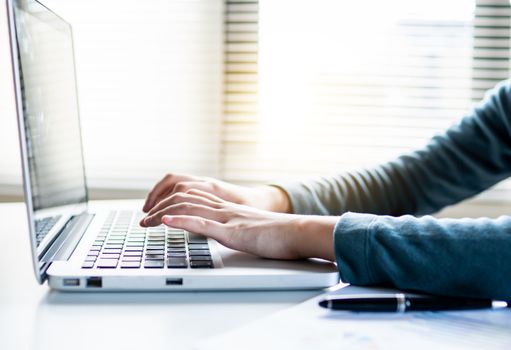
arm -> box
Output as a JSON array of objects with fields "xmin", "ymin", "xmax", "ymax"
[
  {"xmin": 140, "ymin": 188, "xmax": 511, "ymax": 299},
  {"xmin": 335, "ymin": 213, "xmax": 511, "ymax": 300},
  {"xmin": 276, "ymin": 80, "xmax": 511, "ymax": 216}
]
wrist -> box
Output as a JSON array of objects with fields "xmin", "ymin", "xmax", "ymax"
[
  {"xmin": 257, "ymin": 185, "xmax": 292, "ymax": 213},
  {"xmin": 294, "ymin": 216, "xmax": 338, "ymax": 261}
]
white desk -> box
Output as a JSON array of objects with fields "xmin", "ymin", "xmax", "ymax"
[{"xmin": 0, "ymin": 201, "xmax": 323, "ymax": 350}]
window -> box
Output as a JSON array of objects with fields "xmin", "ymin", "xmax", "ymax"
[
  {"xmin": 222, "ymin": 0, "xmax": 511, "ymax": 201},
  {"xmin": 0, "ymin": 0, "xmax": 223, "ymax": 191}
]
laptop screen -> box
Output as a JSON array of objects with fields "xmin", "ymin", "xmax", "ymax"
[{"xmin": 12, "ymin": 0, "xmax": 88, "ymax": 211}]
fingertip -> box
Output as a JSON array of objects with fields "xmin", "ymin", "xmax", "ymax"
[
  {"xmin": 142, "ymin": 201, "xmax": 151, "ymax": 213},
  {"xmin": 162, "ymin": 215, "xmax": 173, "ymax": 226}
]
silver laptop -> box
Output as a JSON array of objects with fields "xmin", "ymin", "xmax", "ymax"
[{"xmin": 7, "ymin": 0, "xmax": 338, "ymax": 291}]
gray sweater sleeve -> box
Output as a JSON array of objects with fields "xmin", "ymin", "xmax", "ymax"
[
  {"xmin": 274, "ymin": 80, "xmax": 511, "ymax": 299},
  {"xmin": 276, "ymin": 81, "xmax": 511, "ymax": 216}
]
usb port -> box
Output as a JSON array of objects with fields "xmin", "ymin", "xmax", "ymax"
[
  {"xmin": 165, "ymin": 278, "xmax": 183, "ymax": 286},
  {"xmin": 63, "ymin": 278, "xmax": 80, "ymax": 287},
  {"xmin": 86, "ymin": 277, "xmax": 102, "ymax": 288}
]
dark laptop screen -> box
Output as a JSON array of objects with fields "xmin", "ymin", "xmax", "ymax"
[{"xmin": 13, "ymin": 0, "xmax": 87, "ymax": 211}]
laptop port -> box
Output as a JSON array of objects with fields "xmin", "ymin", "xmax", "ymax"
[
  {"xmin": 165, "ymin": 278, "xmax": 183, "ymax": 286},
  {"xmin": 63, "ymin": 278, "xmax": 80, "ymax": 287},
  {"xmin": 86, "ymin": 277, "xmax": 102, "ymax": 288}
]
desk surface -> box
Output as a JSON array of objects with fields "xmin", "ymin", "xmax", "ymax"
[{"xmin": 0, "ymin": 200, "xmax": 323, "ymax": 350}]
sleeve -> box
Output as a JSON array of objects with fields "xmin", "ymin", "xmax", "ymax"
[
  {"xmin": 334, "ymin": 212, "xmax": 511, "ymax": 300},
  {"xmin": 274, "ymin": 80, "xmax": 511, "ymax": 217}
]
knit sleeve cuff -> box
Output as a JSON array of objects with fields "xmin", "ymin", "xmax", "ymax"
[
  {"xmin": 334, "ymin": 212, "xmax": 378, "ymax": 285},
  {"xmin": 269, "ymin": 182, "xmax": 318, "ymax": 215}
]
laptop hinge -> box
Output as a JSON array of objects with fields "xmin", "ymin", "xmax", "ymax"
[{"xmin": 38, "ymin": 213, "xmax": 94, "ymax": 281}]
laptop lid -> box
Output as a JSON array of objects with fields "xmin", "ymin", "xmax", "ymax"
[{"xmin": 7, "ymin": 0, "xmax": 89, "ymax": 283}]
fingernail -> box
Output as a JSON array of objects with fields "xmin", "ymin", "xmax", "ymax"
[{"xmin": 162, "ymin": 216, "xmax": 172, "ymax": 225}]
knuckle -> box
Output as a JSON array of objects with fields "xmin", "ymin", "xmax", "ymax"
[
  {"xmin": 198, "ymin": 218, "xmax": 209, "ymax": 230},
  {"xmin": 170, "ymin": 192, "xmax": 187, "ymax": 202},
  {"xmin": 185, "ymin": 188, "xmax": 199, "ymax": 195},
  {"xmin": 174, "ymin": 182, "xmax": 188, "ymax": 192},
  {"xmin": 209, "ymin": 181, "xmax": 219, "ymax": 192},
  {"xmin": 176, "ymin": 202, "xmax": 194, "ymax": 212}
]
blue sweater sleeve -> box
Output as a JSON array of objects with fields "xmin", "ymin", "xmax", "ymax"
[
  {"xmin": 275, "ymin": 81, "xmax": 511, "ymax": 299},
  {"xmin": 335, "ymin": 213, "xmax": 511, "ymax": 299}
]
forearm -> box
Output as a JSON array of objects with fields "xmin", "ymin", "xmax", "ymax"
[
  {"xmin": 275, "ymin": 80, "xmax": 511, "ymax": 217},
  {"xmin": 335, "ymin": 213, "xmax": 511, "ymax": 299}
]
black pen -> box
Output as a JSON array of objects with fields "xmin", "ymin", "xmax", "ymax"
[{"xmin": 318, "ymin": 293, "xmax": 508, "ymax": 312}]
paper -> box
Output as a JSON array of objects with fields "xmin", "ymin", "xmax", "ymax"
[{"xmin": 196, "ymin": 285, "xmax": 511, "ymax": 350}]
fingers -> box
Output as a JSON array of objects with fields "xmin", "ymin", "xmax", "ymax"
[
  {"xmin": 142, "ymin": 192, "xmax": 223, "ymax": 225},
  {"xmin": 187, "ymin": 189, "xmax": 224, "ymax": 203},
  {"xmin": 162, "ymin": 215, "xmax": 226, "ymax": 243},
  {"xmin": 144, "ymin": 180, "xmax": 215, "ymax": 213},
  {"xmin": 143, "ymin": 174, "xmax": 195, "ymax": 212},
  {"xmin": 142, "ymin": 202, "xmax": 226, "ymax": 227}
]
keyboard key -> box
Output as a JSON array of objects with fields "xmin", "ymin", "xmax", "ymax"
[
  {"xmin": 167, "ymin": 258, "xmax": 188, "ymax": 268},
  {"xmin": 168, "ymin": 243, "xmax": 185, "ymax": 248},
  {"xmin": 123, "ymin": 251, "xmax": 143, "ymax": 257},
  {"xmin": 167, "ymin": 252, "xmax": 186, "ymax": 258},
  {"xmin": 187, "ymin": 243, "xmax": 209, "ymax": 250},
  {"xmin": 122, "ymin": 256, "xmax": 142, "ymax": 262},
  {"xmin": 102, "ymin": 248, "xmax": 122, "ymax": 254},
  {"xmin": 127, "ymin": 238, "xmax": 145, "ymax": 242},
  {"xmin": 126, "ymin": 243, "xmax": 144, "ymax": 247},
  {"xmin": 168, "ymin": 238, "xmax": 185, "ymax": 242},
  {"xmin": 144, "ymin": 260, "xmax": 164, "ymax": 268},
  {"xmin": 87, "ymin": 250, "xmax": 100, "ymax": 256},
  {"xmin": 190, "ymin": 261, "xmax": 213, "ymax": 268},
  {"xmin": 167, "ymin": 228, "xmax": 184, "ymax": 233},
  {"xmin": 124, "ymin": 247, "xmax": 144, "ymax": 252},
  {"xmin": 190, "ymin": 255, "xmax": 212, "ymax": 261},
  {"xmin": 84, "ymin": 255, "xmax": 97, "ymax": 262},
  {"xmin": 167, "ymin": 235, "xmax": 185, "ymax": 240},
  {"xmin": 145, "ymin": 254, "xmax": 164, "ymax": 260},
  {"xmin": 121, "ymin": 261, "xmax": 141, "ymax": 268},
  {"xmin": 189, "ymin": 250, "xmax": 211, "ymax": 256},
  {"xmin": 97, "ymin": 259, "xmax": 118, "ymax": 268},
  {"xmin": 100, "ymin": 254, "xmax": 121, "ymax": 259},
  {"xmin": 145, "ymin": 249, "xmax": 164, "ymax": 255},
  {"xmin": 167, "ymin": 247, "xmax": 186, "ymax": 252},
  {"xmin": 108, "ymin": 238, "xmax": 125, "ymax": 242},
  {"xmin": 146, "ymin": 244, "xmax": 165, "ymax": 249},
  {"xmin": 187, "ymin": 232, "xmax": 208, "ymax": 243},
  {"xmin": 82, "ymin": 261, "xmax": 94, "ymax": 269},
  {"xmin": 148, "ymin": 234, "xmax": 165, "ymax": 237},
  {"xmin": 104, "ymin": 244, "xmax": 124, "ymax": 249}
]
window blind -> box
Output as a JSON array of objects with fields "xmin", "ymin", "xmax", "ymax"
[
  {"xmin": 222, "ymin": 0, "xmax": 511, "ymax": 203},
  {"xmin": 0, "ymin": 0, "xmax": 224, "ymax": 190}
]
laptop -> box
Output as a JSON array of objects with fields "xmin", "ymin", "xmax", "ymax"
[{"xmin": 6, "ymin": 0, "xmax": 339, "ymax": 291}]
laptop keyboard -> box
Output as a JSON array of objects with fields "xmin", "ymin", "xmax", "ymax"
[
  {"xmin": 82, "ymin": 211, "xmax": 214, "ymax": 269},
  {"xmin": 35, "ymin": 215, "xmax": 62, "ymax": 247}
]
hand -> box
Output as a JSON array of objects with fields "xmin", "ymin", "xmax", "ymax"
[
  {"xmin": 140, "ymin": 189, "xmax": 337, "ymax": 261},
  {"xmin": 142, "ymin": 173, "xmax": 291, "ymax": 214}
]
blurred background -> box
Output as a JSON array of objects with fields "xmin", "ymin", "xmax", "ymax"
[{"xmin": 1, "ymin": 0, "xmax": 511, "ymax": 217}]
